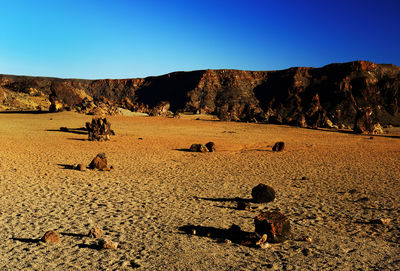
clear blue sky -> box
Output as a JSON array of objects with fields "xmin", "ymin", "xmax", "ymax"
[{"xmin": 0, "ymin": 0, "xmax": 399, "ymax": 79}]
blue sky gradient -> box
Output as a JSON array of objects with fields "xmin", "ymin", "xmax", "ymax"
[{"xmin": 0, "ymin": 0, "xmax": 399, "ymax": 79}]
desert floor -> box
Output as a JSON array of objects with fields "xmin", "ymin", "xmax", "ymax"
[{"xmin": 0, "ymin": 111, "xmax": 399, "ymax": 270}]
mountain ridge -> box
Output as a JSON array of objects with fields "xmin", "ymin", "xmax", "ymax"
[{"xmin": 1, "ymin": 60, "xmax": 399, "ymax": 128}]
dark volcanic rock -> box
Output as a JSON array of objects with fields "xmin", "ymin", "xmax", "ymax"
[
  {"xmin": 272, "ymin": 142, "xmax": 285, "ymax": 152},
  {"xmin": 1, "ymin": 61, "xmax": 400, "ymax": 127},
  {"xmin": 254, "ymin": 211, "xmax": 291, "ymax": 243},
  {"xmin": 189, "ymin": 144, "xmax": 209, "ymax": 153},
  {"xmin": 86, "ymin": 117, "xmax": 114, "ymax": 141},
  {"xmin": 205, "ymin": 142, "xmax": 216, "ymax": 152},
  {"xmin": 251, "ymin": 183, "xmax": 276, "ymax": 203},
  {"xmin": 353, "ymin": 107, "xmax": 384, "ymax": 134}
]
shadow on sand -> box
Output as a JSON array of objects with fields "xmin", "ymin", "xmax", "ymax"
[
  {"xmin": 46, "ymin": 127, "xmax": 87, "ymax": 135},
  {"xmin": 0, "ymin": 110, "xmax": 51, "ymax": 114},
  {"xmin": 178, "ymin": 224, "xmax": 259, "ymax": 247},
  {"xmin": 60, "ymin": 232, "xmax": 88, "ymax": 238},
  {"xmin": 195, "ymin": 196, "xmax": 252, "ymax": 203},
  {"xmin": 11, "ymin": 237, "xmax": 41, "ymax": 244}
]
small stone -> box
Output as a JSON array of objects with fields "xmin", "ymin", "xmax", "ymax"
[
  {"xmin": 304, "ymin": 237, "xmax": 312, "ymax": 242},
  {"xmin": 251, "ymin": 183, "xmax": 276, "ymax": 203},
  {"xmin": 191, "ymin": 229, "xmax": 196, "ymax": 235},
  {"xmin": 205, "ymin": 142, "xmax": 216, "ymax": 152},
  {"xmin": 224, "ymin": 239, "xmax": 232, "ymax": 244},
  {"xmin": 301, "ymin": 176, "xmax": 309, "ymax": 180},
  {"xmin": 369, "ymin": 218, "xmax": 391, "ymax": 225},
  {"xmin": 256, "ymin": 234, "xmax": 268, "ymax": 246},
  {"xmin": 88, "ymin": 227, "xmax": 104, "ymax": 238},
  {"xmin": 99, "ymin": 239, "xmax": 118, "ymax": 249},
  {"xmin": 259, "ymin": 242, "xmax": 272, "ymax": 249},
  {"xmin": 41, "ymin": 230, "xmax": 61, "ymax": 244},
  {"xmin": 272, "ymin": 141, "xmax": 285, "ymax": 152},
  {"xmin": 348, "ymin": 189, "xmax": 357, "ymax": 194}
]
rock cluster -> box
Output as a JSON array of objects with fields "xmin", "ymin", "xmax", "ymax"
[
  {"xmin": 86, "ymin": 118, "xmax": 115, "ymax": 141},
  {"xmin": 76, "ymin": 97, "xmax": 120, "ymax": 116},
  {"xmin": 189, "ymin": 142, "xmax": 216, "ymax": 152},
  {"xmin": 353, "ymin": 107, "xmax": 384, "ymax": 134},
  {"xmin": 149, "ymin": 101, "xmax": 171, "ymax": 116}
]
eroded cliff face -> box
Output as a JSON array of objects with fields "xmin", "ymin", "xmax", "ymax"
[{"xmin": 1, "ymin": 60, "xmax": 399, "ymax": 127}]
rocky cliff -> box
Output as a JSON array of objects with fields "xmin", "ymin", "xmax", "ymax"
[{"xmin": 1, "ymin": 60, "xmax": 399, "ymax": 127}]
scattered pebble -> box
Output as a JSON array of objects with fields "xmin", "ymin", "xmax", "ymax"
[
  {"xmin": 98, "ymin": 239, "xmax": 118, "ymax": 250},
  {"xmin": 88, "ymin": 227, "xmax": 104, "ymax": 238},
  {"xmin": 304, "ymin": 237, "xmax": 312, "ymax": 242},
  {"xmin": 259, "ymin": 242, "xmax": 272, "ymax": 249},
  {"xmin": 41, "ymin": 230, "xmax": 61, "ymax": 244},
  {"xmin": 256, "ymin": 234, "xmax": 268, "ymax": 246},
  {"xmin": 348, "ymin": 189, "xmax": 357, "ymax": 194}
]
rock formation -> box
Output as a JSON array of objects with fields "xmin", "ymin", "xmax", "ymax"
[
  {"xmin": 1, "ymin": 61, "xmax": 399, "ymax": 128},
  {"xmin": 86, "ymin": 118, "xmax": 115, "ymax": 141}
]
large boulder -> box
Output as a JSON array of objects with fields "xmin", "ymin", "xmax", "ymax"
[
  {"xmin": 251, "ymin": 183, "xmax": 276, "ymax": 203},
  {"xmin": 254, "ymin": 211, "xmax": 291, "ymax": 243}
]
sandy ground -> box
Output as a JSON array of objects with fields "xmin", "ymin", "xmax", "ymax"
[{"xmin": 0, "ymin": 111, "xmax": 399, "ymax": 270}]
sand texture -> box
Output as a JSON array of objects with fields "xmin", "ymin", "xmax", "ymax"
[{"xmin": 0, "ymin": 112, "xmax": 399, "ymax": 270}]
